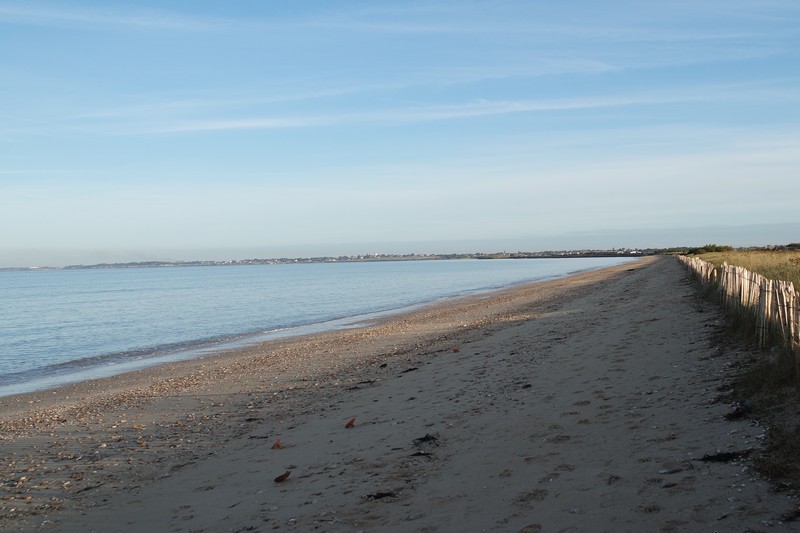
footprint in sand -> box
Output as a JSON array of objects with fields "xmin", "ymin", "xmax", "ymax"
[
  {"xmin": 659, "ymin": 519, "xmax": 691, "ymax": 532},
  {"xmin": 523, "ymin": 455, "xmax": 547, "ymax": 465},
  {"xmin": 661, "ymin": 475, "xmax": 696, "ymax": 493},
  {"xmin": 515, "ymin": 489, "xmax": 549, "ymax": 504},
  {"xmin": 637, "ymin": 503, "xmax": 662, "ymax": 513},
  {"xmin": 538, "ymin": 472, "xmax": 560, "ymax": 484}
]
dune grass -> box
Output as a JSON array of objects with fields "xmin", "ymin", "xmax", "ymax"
[{"xmin": 699, "ymin": 250, "xmax": 800, "ymax": 288}]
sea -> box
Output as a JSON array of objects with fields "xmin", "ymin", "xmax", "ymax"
[{"xmin": 0, "ymin": 257, "xmax": 637, "ymax": 396}]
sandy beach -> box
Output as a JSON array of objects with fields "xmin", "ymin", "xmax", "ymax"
[{"xmin": 1, "ymin": 256, "xmax": 797, "ymax": 532}]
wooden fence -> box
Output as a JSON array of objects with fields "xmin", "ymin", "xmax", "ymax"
[{"xmin": 678, "ymin": 255, "xmax": 800, "ymax": 362}]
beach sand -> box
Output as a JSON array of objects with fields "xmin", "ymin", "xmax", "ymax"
[{"xmin": 1, "ymin": 256, "xmax": 797, "ymax": 531}]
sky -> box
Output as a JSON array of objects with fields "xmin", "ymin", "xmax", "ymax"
[{"xmin": 1, "ymin": 0, "xmax": 799, "ymax": 267}]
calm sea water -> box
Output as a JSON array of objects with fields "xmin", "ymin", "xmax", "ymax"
[{"xmin": 0, "ymin": 257, "xmax": 636, "ymax": 396}]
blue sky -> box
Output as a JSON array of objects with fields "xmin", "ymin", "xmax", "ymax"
[{"xmin": 1, "ymin": 1, "xmax": 799, "ymax": 266}]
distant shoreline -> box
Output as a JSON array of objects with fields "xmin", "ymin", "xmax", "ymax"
[{"xmin": 0, "ymin": 249, "xmax": 650, "ymax": 272}]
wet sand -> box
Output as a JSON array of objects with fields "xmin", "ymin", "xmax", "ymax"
[{"xmin": 1, "ymin": 256, "xmax": 797, "ymax": 532}]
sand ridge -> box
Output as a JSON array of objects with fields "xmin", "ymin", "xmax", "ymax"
[{"xmin": 1, "ymin": 256, "xmax": 797, "ymax": 531}]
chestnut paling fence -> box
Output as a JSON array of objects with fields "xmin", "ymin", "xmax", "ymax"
[{"xmin": 678, "ymin": 255, "xmax": 800, "ymax": 364}]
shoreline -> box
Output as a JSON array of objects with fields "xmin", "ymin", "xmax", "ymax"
[
  {"xmin": 0, "ymin": 259, "xmax": 636, "ymax": 404},
  {"xmin": 0, "ymin": 258, "xmax": 637, "ymax": 398},
  {"xmin": 2, "ymin": 255, "xmax": 796, "ymax": 531}
]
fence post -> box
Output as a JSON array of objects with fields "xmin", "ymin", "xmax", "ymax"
[{"xmin": 788, "ymin": 285, "xmax": 800, "ymax": 386}]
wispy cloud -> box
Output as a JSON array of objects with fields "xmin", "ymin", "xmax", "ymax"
[
  {"xmin": 302, "ymin": 0, "xmax": 790, "ymax": 44},
  {"xmin": 111, "ymin": 94, "xmax": 704, "ymax": 135},
  {"xmin": 63, "ymin": 85, "xmax": 392, "ymax": 121},
  {"xmin": 6, "ymin": 87, "xmax": 757, "ymax": 137},
  {"xmin": 61, "ymin": 58, "xmax": 621, "ymax": 121},
  {"xmin": 144, "ymin": 116, "xmax": 335, "ymax": 134},
  {"xmin": 0, "ymin": 2, "xmax": 230, "ymax": 32},
  {"xmin": 7, "ymin": 74, "xmax": 797, "ymax": 139}
]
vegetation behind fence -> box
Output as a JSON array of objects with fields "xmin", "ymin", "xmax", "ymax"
[
  {"xmin": 678, "ymin": 255, "xmax": 800, "ymax": 359},
  {"xmin": 697, "ymin": 249, "xmax": 800, "ymax": 289}
]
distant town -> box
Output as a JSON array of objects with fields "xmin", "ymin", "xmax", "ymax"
[{"xmin": 2, "ymin": 248, "xmax": 666, "ymax": 272}]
